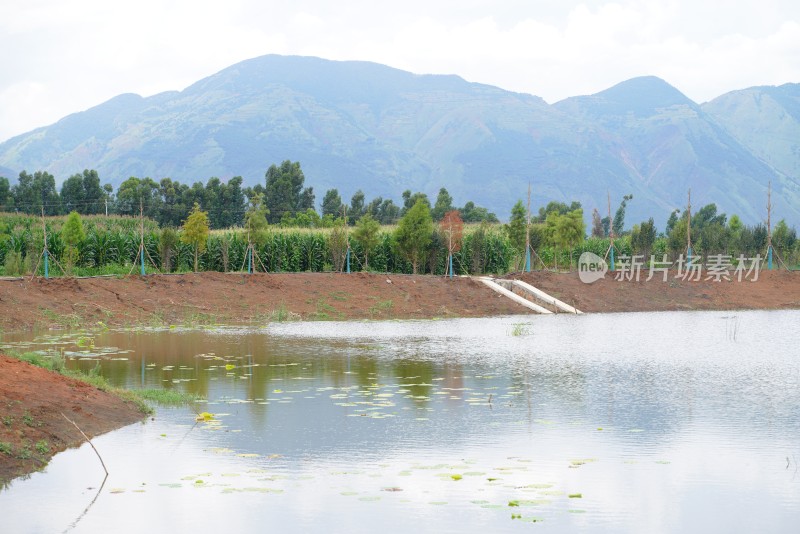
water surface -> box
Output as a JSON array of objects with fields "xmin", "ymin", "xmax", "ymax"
[{"xmin": 1, "ymin": 310, "xmax": 799, "ymax": 533}]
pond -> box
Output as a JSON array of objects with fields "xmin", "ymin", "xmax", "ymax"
[{"xmin": 1, "ymin": 310, "xmax": 799, "ymax": 533}]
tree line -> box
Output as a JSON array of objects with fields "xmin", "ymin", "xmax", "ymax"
[
  {"xmin": 2, "ymin": 162, "xmax": 797, "ymax": 274},
  {"xmin": 0, "ymin": 161, "xmax": 498, "ymax": 229}
]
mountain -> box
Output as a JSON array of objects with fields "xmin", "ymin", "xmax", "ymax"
[
  {"xmin": 702, "ymin": 83, "xmax": 800, "ymax": 182},
  {"xmin": 0, "ymin": 54, "xmax": 797, "ymax": 225},
  {"xmin": 554, "ymin": 76, "xmax": 800, "ymax": 222}
]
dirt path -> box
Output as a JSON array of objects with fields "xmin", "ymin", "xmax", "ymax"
[{"xmin": 0, "ymin": 355, "xmax": 145, "ymax": 485}]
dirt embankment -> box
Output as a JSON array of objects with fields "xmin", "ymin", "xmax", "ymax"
[
  {"xmin": 0, "ymin": 271, "xmax": 536, "ymax": 332},
  {"xmin": 510, "ymin": 269, "xmax": 800, "ymax": 313},
  {"xmin": 2, "ymin": 270, "xmax": 798, "ymax": 333},
  {"xmin": 0, "ymin": 355, "xmax": 145, "ymax": 485}
]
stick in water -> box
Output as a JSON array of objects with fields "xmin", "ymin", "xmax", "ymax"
[{"xmin": 60, "ymin": 412, "xmax": 108, "ymax": 476}]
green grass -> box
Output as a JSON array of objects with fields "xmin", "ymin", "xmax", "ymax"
[
  {"xmin": 7, "ymin": 351, "xmax": 153, "ymax": 416},
  {"xmin": 21, "ymin": 412, "xmax": 35, "ymax": 427},
  {"xmin": 35, "ymin": 440, "xmax": 49, "ymax": 454},
  {"xmin": 62, "ymin": 371, "xmax": 153, "ymax": 415},
  {"xmin": 0, "ymin": 442, "xmax": 12, "ymax": 455},
  {"xmin": 133, "ymin": 389, "xmax": 205, "ymax": 406},
  {"xmin": 11, "ymin": 350, "xmax": 66, "ymax": 372},
  {"xmin": 69, "ymin": 264, "xmax": 137, "ymax": 277},
  {"xmin": 369, "ymin": 299, "xmax": 394, "ymax": 317},
  {"xmin": 39, "ymin": 309, "xmax": 82, "ymax": 329}
]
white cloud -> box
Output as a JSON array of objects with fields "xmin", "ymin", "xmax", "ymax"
[{"xmin": 1, "ymin": 0, "xmax": 799, "ymax": 142}]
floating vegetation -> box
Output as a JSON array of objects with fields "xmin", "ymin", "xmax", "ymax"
[{"xmin": 569, "ymin": 458, "xmax": 598, "ymax": 468}]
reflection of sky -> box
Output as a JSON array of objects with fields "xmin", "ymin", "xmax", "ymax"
[{"xmin": 2, "ymin": 310, "xmax": 800, "ymax": 532}]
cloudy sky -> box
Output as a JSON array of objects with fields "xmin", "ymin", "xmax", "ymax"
[{"xmin": 1, "ymin": 0, "xmax": 798, "ymax": 142}]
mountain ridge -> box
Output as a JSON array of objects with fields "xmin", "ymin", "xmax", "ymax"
[{"xmin": 0, "ymin": 54, "xmax": 798, "ymax": 225}]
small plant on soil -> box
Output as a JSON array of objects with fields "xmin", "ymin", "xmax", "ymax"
[
  {"xmin": 35, "ymin": 440, "xmax": 49, "ymax": 454},
  {"xmin": 0, "ymin": 442, "xmax": 13, "ymax": 455}
]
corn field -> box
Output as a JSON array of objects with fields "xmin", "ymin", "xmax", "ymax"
[
  {"xmin": 1, "ymin": 213, "xmax": 794, "ymax": 277},
  {"xmin": 0, "ymin": 214, "xmax": 515, "ymax": 276}
]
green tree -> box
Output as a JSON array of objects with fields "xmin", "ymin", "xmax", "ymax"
[
  {"xmin": 400, "ymin": 190, "xmax": 430, "ymax": 216},
  {"xmin": 728, "ymin": 214, "xmax": 743, "ymax": 235},
  {"xmin": 632, "ymin": 218, "xmax": 657, "ymax": 259},
  {"xmin": 62, "ymin": 211, "xmax": 86, "ymax": 247},
  {"xmin": 668, "ymin": 218, "xmax": 689, "ymax": 256},
  {"xmin": 159, "ymin": 227, "xmax": 178, "ymax": 272},
  {"xmin": 555, "ymin": 209, "xmax": 585, "ymax": 269},
  {"xmin": 60, "ymin": 174, "xmax": 85, "ymax": 213},
  {"xmin": 0, "ymin": 176, "xmax": 13, "ymax": 211},
  {"xmin": 374, "ymin": 198, "xmax": 401, "ymax": 224},
  {"xmin": 349, "ymin": 190, "xmax": 365, "ymax": 224},
  {"xmin": 395, "ymin": 199, "xmax": 433, "ymax": 274},
  {"xmin": 159, "ymin": 178, "xmax": 189, "ymax": 227},
  {"xmin": 591, "ymin": 208, "xmax": 604, "ymax": 237},
  {"xmin": 431, "ymin": 187, "xmax": 454, "ymax": 221},
  {"xmin": 470, "ymin": 222, "xmax": 488, "ymax": 274},
  {"xmin": 116, "ymin": 176, "xmax": 161, "ymax": 218},
  {"xmin": 772, "ymin": 219, "xmax": 796, "ymax": 254},
  {"xmin": 612, "ymin": 194, "xmax": 633, "ymax": 236},
  {"xmin": 61, "ymin": 211, "xmax": 85, "ymax": 273},
  {"xmin": 665, "ymin": 209, "xmax": 680, "ymax": 235},
  {"xmin": 61, "ymin": 169, "xmax": 104, "ymax": 215},
  {"xmin": 207, "ymin": 176, "xmax": 245, "ymax": 229},
  {"xmin": 12, "ymin": 170, "xmax": 60, "ymax": 215},
  {"xmin": 264, "ymin": 160, "xmax": 314, "ymax": 223},
  {"xmin": 329, "ymin": 220, "xmax": 348, "ymax": 272},
  {"xmin": 321, "ymin": 189, "xmax": 344, "ymax": 217},
  {"xmin": 505, "ymin": 200, "xmax": 527, "ymax": 255},
  {"xmin": 245, "ymin": 192, "xmax": 269, "ymax": 246},
  {"xmin": 81, "ymin": 169, "xmax": 106, "ymax": 215},
  {"xmin": 353, "ymin": 213, "xmax": 381, "ymax": 270},
  {"xmin": 460, "ymin": 201, "xmax": 498, "ymax": 223},
  {"xmin": 181, "ymin": 203, "xmax": 210, "ymax": 272}
]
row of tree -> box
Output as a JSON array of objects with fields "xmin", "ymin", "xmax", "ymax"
[
  {"xmin": 0, "ymin": 204, "xmax": 510, "ymax": 277},
  {"xmin": 0, "ymin": 161, "xmax": 498, "ymax": 229}
]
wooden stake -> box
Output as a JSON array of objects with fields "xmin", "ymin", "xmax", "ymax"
[{"xmin": 61, "ymin": 412, "xmax": 108, "ymax": 476}]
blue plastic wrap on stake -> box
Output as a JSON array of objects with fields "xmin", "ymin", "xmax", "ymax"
[
  {"xmin": 525, "ymin": 247, "xmax": 531, "ymax": 272},
  {"xmin": 44, "ymin": 250, "xmax": 49, "ymax": 279},
  {"xmin": 449, "ymin": 254, "xmax": 454, "ymax": 279},
  {"xmin": 346, "ymin": 247, "xmax": 350, "ymax": 273},
  {"xmin": 610, "ymin": 246, "xmax": 615, "ymax": 272},
  {"xmin": 140, "ymin": 248, "xmax": 145, "ymax": 276},
  {"xmin": 248, "ymin": 247, "xmax": 252, "ymax": 274},
  {"xmin": 768, "ymin": 246, "xmax": 773, "ymax": 270}
]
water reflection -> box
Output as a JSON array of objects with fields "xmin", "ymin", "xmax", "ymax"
[{"xmin": 1, "ymin": 311, "xmax": 799, "ymax": 533}]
